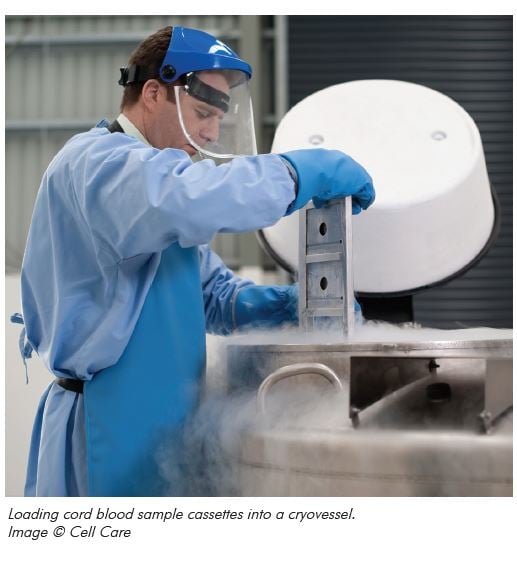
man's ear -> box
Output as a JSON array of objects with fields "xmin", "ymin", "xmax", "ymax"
[{"xmin": 141, "ymin": 79, "xmax": 162, "ymax": 110}]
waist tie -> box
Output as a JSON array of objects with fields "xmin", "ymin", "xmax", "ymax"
[{"xmin": 55, "ymin": 378, "xmax": 84, "ymax": 394}]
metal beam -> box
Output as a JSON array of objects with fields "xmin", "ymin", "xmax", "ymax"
[
  {"xmin": 239, "ymin": 16, "xmax": 263, "ymax": 154},
  {"xmin": 5, "ymin": 30, "xmax": 241, "ymax": 48},
  {"xmin": 6, "ymin": 115, "xmax": 279, "ymax": 133},
  {"xmin": 6, "ymin": 120, "xmax": 100, "ymax": 132},
  {"xmin": 274, "ymin": 15, "xmax": 289, "ymax": 122}
]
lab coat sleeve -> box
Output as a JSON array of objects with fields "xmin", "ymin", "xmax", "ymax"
[
  {"xmin": 69, "ymin": 131, "xmax": 295, "ymax": 263},
  {"xmin": 200, "ymin": 245, "xmax": 299, "ymax": 335},
  {"xmin": 199, "ymin": 245, "xmax": 254, "ymax": 335}
]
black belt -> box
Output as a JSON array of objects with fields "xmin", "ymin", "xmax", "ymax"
[{"xmin": 55, "ymin": 378, "xmax": 84, "ymax": 394}]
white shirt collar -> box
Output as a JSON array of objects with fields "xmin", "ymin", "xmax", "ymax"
[{"xmin": 117, "ymin": 113, "xmax": 150, "ymax": 146}]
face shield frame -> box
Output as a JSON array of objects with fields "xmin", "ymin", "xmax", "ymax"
[{"xmin": 174, "ymin": 70, "xmax": 258, "ymax": 161}]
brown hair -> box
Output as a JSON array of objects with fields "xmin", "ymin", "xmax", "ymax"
[{"xmin": 120, "ymin": 25, "xmax": 177, "ymax": 110}]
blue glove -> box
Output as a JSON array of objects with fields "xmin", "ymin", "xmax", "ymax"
[
  {"xmin": 234, "ymin": 284, "xmax": 298, "ymax": 330},
  {"xmin": 281, "ymin": 149, "xmax": 375, "ymax": 215},
  {"xmin": 234, "ymin": 283, "xmax": 363, "ymax": 330}
]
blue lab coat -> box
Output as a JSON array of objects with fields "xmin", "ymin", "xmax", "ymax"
[{"xmin": 21, "ymin": 120, "xmax": 296, "ymax": 495}]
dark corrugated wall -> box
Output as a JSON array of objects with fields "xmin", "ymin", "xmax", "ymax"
[{"xmin": 288, "ymin": 15, "xmax": 512, "ymax": 328}]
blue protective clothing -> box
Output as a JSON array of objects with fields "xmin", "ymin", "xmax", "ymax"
[
  {"xmin": 234, "ymin": 284, "xmax": 363, "ymax": 329},
  {"xmin": 233, "ymin": 284, "xmax": 299, "ymax": 329},
  {"xmin": 84, "ymin": 243, "xmax": 205, "ymax": 496},
  {"xmin": 20, "ymin": 119, "xmax": 298, "ymax": 496},
  {"xmin": 281, "ymin": 149, "xmax": 375, "ymax": 215}
]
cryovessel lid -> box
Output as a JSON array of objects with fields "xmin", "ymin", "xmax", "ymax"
[{"xmin": 262, "ymin": 80, "xmax": 496, "ymax": 294}]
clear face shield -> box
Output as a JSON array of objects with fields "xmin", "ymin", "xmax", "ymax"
[{"xmin": 174, "ymin": 69, "xmax": 257, "ymax": 161}]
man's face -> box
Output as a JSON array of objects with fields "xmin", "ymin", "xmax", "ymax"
[{"xmin": 154, "ymin": 71, "xmax": 230, "ymax": 155}]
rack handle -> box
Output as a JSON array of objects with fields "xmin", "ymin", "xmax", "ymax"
[{"xmin": 257, "ymin": 362, "xmax": 343, "ymax": 415}]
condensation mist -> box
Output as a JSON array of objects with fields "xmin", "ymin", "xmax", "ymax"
[{"xmin": 156, "ymin": 321, "xmax": 512, "ymax": 496}]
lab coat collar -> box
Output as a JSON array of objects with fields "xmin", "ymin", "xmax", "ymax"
[{"xmin": 117, "ymin": 114, "xmax": 150, "ymax": 146}]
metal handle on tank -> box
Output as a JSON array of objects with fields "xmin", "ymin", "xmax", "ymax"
[{"xmin": 257, "ymin": 362, "xmax": 343, "ymax": 415}]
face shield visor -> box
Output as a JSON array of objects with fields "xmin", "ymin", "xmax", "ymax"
[{"xmin": 174, "ymin": 70, "xmax": 257, "ymax": 160}]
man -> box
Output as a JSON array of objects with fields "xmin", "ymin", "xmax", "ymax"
[{"xmin": 19, "ymin": 25, "xmax": 374, "ymax": 496}]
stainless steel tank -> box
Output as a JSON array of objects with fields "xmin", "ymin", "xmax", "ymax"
[
  {"xmin": 224, "ymin": 335, "xmax": 512, "ymax": 496},
  {"xmin": 213, "ymin": 81, "xmax": 512, "ymax": 498}
]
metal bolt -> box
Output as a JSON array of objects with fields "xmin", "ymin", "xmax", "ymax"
[{"xmin": 162, "ymin": 64, "xmax": 176, "ymax": 80}]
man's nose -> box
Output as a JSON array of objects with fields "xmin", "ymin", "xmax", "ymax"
[{"xmin": 200, "ymin": 118, "xmax": 220, "ymax": 143}]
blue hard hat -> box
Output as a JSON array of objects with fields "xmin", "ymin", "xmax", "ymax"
[{"xmin": 159, "ymin": 26, "xmax": 252, "ymax": 83}]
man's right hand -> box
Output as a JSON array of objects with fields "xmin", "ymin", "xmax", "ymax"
[{"xmin": 280, "ymin": 148, "xmax": 375, "ymax": 215}]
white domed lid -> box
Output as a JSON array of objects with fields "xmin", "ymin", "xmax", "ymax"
[{"xmin": 263, "ymin": 80, "xmax": 495, "ymax": 294}]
